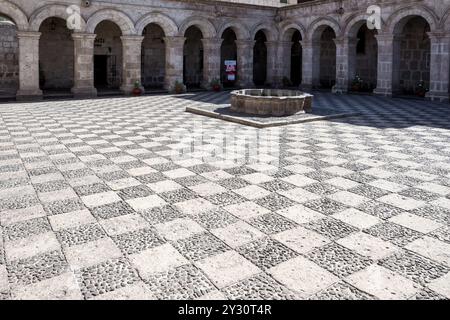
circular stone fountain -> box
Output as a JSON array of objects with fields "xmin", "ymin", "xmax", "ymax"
[{"xmin": 230, "ymin": 89, "xmax": 313, "ymax": 117}]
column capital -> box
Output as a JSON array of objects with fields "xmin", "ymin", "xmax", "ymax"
[
  {"xmin": 201, "ymin": 38, "xmax": 223, "ymax": 47},
  {"xmin": 235, "ymin": 39, "xmax": 255, "ymax": 47},
  {"xmin": 72, "ymin": 33, "xmax": 97, "ymax": 40},
  {"xmin": 427, "ymin": 31, "xmax": 450, "ymax": 41},
  {"xmin": 163, "ymin": 36, "xmax": 186, "ymax": 46},
  {"xmin": 120, "ymin": 35, "xmax": 145, "ymax": 43},
  {"xmin": 16, "ymin": 31, "xmax": 41, "ymax": 39},
  {"xmin": 375, "ymin": 33, "xmax": 403, "ymax": 42},
  {"xmin": 300, "ymin": 39, "xmax": 320, "ymax": 48}
]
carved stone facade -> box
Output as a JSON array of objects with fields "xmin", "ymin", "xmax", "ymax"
[{"xmin": 0, "ymin": 0, "xmax": 449, "ymax": 102}]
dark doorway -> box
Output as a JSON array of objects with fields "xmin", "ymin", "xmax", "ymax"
[
  {"xmin": 221, "ymin": 28, "xmax": 238, "ymax": 88},
  {"xmin": 290, "ymin": 30, "xmax": 302, "ymax": 86},
  {"xmin": 253, "ymin": 30, "xmax": 267, "ymax": 86},
  {"xmin": 94, "ymin": 55, "xmax": 108, "ymax": 88}
]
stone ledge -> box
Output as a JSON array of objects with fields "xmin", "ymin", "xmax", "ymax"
[{"xmin": 186, "ymin": 105, "xmax": 361, "ymax": 128}]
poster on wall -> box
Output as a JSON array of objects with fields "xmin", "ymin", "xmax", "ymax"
[{"xmin": 224, "ymin": 60, "xmax": 237, "ymax": 81}]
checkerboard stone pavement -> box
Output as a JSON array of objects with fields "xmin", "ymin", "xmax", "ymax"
[{"xmin": 0, "ymin": 91, "xmax": 450, "ymax": 300}]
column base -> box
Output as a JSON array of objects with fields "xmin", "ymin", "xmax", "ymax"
[
  {"xmin": 373, "ymin": 88, "xmax": 393, "ymax": 97},
  {"xmin": 332, "ymin": 85, "xmax": 348, "ymax": 94},
  {"xmin": 426, "ymin": 91, "xmax": 449, "ymax": 103},
  {"xmin": 71, "ymin": 87, "xmax": 97, "ymax": 99},
  {"xmin": 16, "ymin": 89, "xmax": 43, "ymax": 101},
  {"xmin": 299, "ymin": 84, "xmax": 313, "ymax": 92}
]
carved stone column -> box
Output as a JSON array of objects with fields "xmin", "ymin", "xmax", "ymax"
[
  {"xmin": 163, "ymin": 36, "xmax": 186, "ymax": 91},
  {"xmin": 71, "ymin": 33, "xmax": 97, "ymax": 98},
  {"xmin": 373, "ymin": 33, "xmax": 401, "ymax": 97},
  {"xmin": 426, "ymin": 31, "xmax": 450, "ymax": 102},
  {"xmin": 201, "ymin": 38, "xmax": 223, "ymax": 89},
  {"xmin": 120, "ymin": 35, "xmax": 145, "ymax": 95},
  {"xmin": 236, "ymin": 40, "xmax": 255, "ymax": 88},
  {"xmin": 16, "ymin": 31, "xmax": 43, "ymax": 101},
  {"xmin": 300, "ymin": 39, "xmax": 320, "ymax": 91},
  {"xmin": 334, "ymin": 37, "xmax": 357, "ymax": 93}
]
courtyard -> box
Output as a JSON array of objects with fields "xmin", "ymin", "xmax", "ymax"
[{"xmin": 0, "ymin": 91, "xmax": 450, "ymax": 300}]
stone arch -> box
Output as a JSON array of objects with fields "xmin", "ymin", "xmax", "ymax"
[
  {"xmin": 86, "ymin": 9, "xmax": 136, "ymax": 35},
  {"xmin": 279, "ymin": 20, "xmax": 306, "ymax": 42},
  {"xmin": 250, "ymin": 22, "xmax": 279, "ymax": 41},
  {"xmin": 179, "ymin": 16, "xmax": 216, "ymax": 38},
  {"xmin": 386, "ymin": 5, "xmax": 438, "ymax": 34},
  {"xmin": 0, "ymin": 0, "xmax": 28, "ymax": 30},
  {"xmin": 29, "ymin": 4, "xmax": 86, "ymax": 32},
  {"xmin": 307, "ymin": 17, "xmax": 340, "ymax": 40},
  {"xmin": 217, "ymin": 20, "xmax": 250, "ymax": 40},
  {"xmin": 135, "ymin": 13, "xmax": 178, "ymax": 36},
  {"xmin": 343, "ymin": 13, "xmax": 375, "ymax": 38}
]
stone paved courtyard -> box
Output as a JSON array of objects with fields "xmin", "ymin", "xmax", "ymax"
[{"xmin": 0, "ymin": 92, "xmax": 450, "ymax": 300}]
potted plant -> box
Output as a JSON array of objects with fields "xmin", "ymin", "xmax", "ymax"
[
  {"xmin": 351, "ymin": 75, "xmax": 363, "ymax": 92},
  {"xmin": 415, "ymin": 80, "xmax": 428, "ymax": 98},
  {"xmin": 132, "ymin": 81, "xmax": 142, "ymax": 96},
  {"xmin": 210, "ymin": 79, "xmax": 222, "ymax": 92},
  {"xmin": 172, "ymin": 81, "xmax": 186, "ymax": 94}
]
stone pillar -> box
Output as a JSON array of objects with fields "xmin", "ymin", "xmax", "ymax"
[
  {"xmin": 120, "ymin": 35, "xmax": 145, "ymax": 95},
  {"xmin": 300, "ymin": 39, "xmax": 319, "ymax": 91},
  {"xmin": 71, "ymin": 33, "xmax": 97, "ymax": 98},
  {"xmin": 266, "ymin": 41, "xmax": 283, "ymax": 87},
  {"xmin": 373, "ymin": 34, "xmax": 401, "ymax": 97},
  {"xmin": 334, "ymin": 37, "xmax": 357, "ymax": 93},
  {"xmin": 236, "ymin": 40, "xmax": 255, "ymax": 88},
  {"xmin": 163, "ymin": 36, "xmax": 186, "ymax": 91},
  {"xmin": 279, "ymin": 41, "xmax": 293, "ymax": 85},
  {"xmin": 16, "ymin": 31, "xmax": 43, "ymax": 101},
  {"xmin": 426, "ymin": 31, "xmax": 450, "ymax": 102},
  {"xmin": 201, "ymin": 38, "xmax": 222, "ymax": 89}
]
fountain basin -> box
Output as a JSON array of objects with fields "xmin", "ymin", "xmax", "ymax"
[{"xmin": 230, "ymin": 89, "xmax": 313, "ymax": 116}]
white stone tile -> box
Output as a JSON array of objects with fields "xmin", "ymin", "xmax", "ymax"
[
  {"xmin": 281, "ymin": 174, "xmax": 317, "ymax": 187},
  {"xmin": 163, "ymin": 168, "xmax": 195, "ymax": 179},
  {"xmin": 81, "ymin": 191, "xmax": 121, "ymax": 208},
  {"xmin": 90, "ymin": 281, "xmax": 155, "ymax": 300},
  {"xmin": 241, "ymin": 172, "xmax": 274, "ymax": 184},
  {"xmin": 211, "ymin": 221, "xmax": 265, "ymax": 248},
  {"xmin": 5, "ymin": 232, "xmax": 61, "ymax": 261},
  {"xmin": 195, "ymin": 251, "xmax": 260, "ymax": 289},
  {"xmin": 273, "ymin": 226, "xmax": 330, "ymax": 254},
  {"xmin": 405, "ymin": 236, "xmax": 450, "ymax": 266},
  {"xmin": 129, "ymin": 243, "xmax": 188, "ymax": 278},
  {"xmin": 233, "ymin": 185, "xmax": 271, "ymax": 200},
  {"xmin": 12, "ymin": 272, "xmax": 83, "ymax": 300},
  {"xmin": 346, "ymin": 265, "xmax": 420, "ymax": 300},
  {"xmin": 175, "ymin": 198, "xmax": 216, "ymax": 215},
  {"xmin": 328, "ymin": 191, "xmax": 369, "ymax": 207},
  {"xmin": 332, "ymin": 208, "xmax": 381, "ymax": 229},
  {"xmin": 278, "ymin": 188, "xmax": 321, "ymax": 203},
  {"xmin": 378, "ymin": 194, "xmax": 425, "ymax": 211},
  {"xmin": 269, "ymin": 256, "xmax": 338, "ymax": 298},
  {"xmin": 64, "ymin": 238, "xmax": 122, "ymax": 269},
  {"xmin": 428, "ymin": 272, "xmax": 450, "ymax": 299},
  {"xmin": 154, "ymin": 218, "xmax": 205, "ymax": 241},
  {"xmin": 224, "ymin": 201, "xmax": 270, "ymax": 220},
  {"xmin": 337, "ymin": 232, "xmax": 399, "ymax": 260},
  {"xmin": 389, "ymin": 213, "xmax": 443, "ymax": 233},
  {"xmin": 277, "ymin": 205, "xmax": 325, "ymax": 224},
  {"xmin": 48, "ymin": 210, "xmax": 96, "ymax": 231},
  {"xmin": 126, "ymin": 195, "xmax": 166, "ymax": 212},
  {"xmin": 148, "ymin": 180, "xmax": 183, "ymax": 193},
  {"xmin": 100, "ymin": 214, "xmax": 148, "ymax": 236},
  {"xmin": 189, "ymin": 182, "xmax": 227, "ymax": 197}
]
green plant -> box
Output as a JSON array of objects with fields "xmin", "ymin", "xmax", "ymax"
[
  {"xmin": 134, "ymin": 80, "xmax": 141, "ymax": 89},
  {"xmin": 351, "ymin": 75, "xmax": 363, "ymax": 91},
  {"xmin": 172, "ymin": 80, "xmax": 186, "ymax": 94},
  {"xmin": 415, "ymin": 80, "xmax": 428, "ymax": 97}
]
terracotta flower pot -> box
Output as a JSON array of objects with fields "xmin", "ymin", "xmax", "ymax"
[
  {"xmin": 132, "ymin": 88, "xmax": 142, "ymax": 96},
  {"xmin": 213, "ymin": 85, "xmax": 221, "ymax": 92}
]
